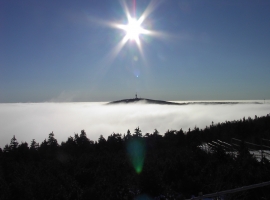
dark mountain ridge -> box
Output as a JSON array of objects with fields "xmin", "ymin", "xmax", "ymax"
[
  {"xmin": 107, "ymin": 98, "xmax": 185, "ymax": 105},
  {"xmin": 107, "ymin": 98, "xmax": 257, "ymax": 105}
]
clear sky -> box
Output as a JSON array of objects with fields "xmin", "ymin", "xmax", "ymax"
[{"xmin": 1, "ymin": 0, "xmax": 270, "ymax": 102}]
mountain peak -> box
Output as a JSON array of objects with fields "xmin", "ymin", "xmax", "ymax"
[{"xmin": 107, "ymin": 98, "xmax": 185, "ymax": 105}]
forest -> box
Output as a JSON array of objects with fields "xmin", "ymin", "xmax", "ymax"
[{"xmin": 0, "ymin": 114, "xmax": 270, "ymax": 200}]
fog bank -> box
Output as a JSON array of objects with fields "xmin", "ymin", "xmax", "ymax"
[{"xmin": 0, "ymin": 102, "xmax": 269, "ymax": 148}]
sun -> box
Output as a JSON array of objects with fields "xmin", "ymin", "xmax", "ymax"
[
  {"xmin": 115, "ymin": 16, "xmax": 149, "ymax": 46},
  {"xmin": 111, "ymin": 0, "xmax": 156, "ymax": 48},
  {"xmin": 124, "ymin": 17, "xmax": 143, "ymax": 41},
  {"xmin": 101, "ymin": 0, "xmax": 163, "ymax": 65}
]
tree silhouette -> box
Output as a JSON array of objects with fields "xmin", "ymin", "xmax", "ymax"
[
  {"xmin": 3, "ymin": 144, "xmax": 10, "ymax": 152},
  {"xmin": 126, "ymin": 129, "xmax": 132, "ymax": 140},
  {"xmin": 30, "ymin": 139, "xmax": 39, "ymax": 150},
  {"xmin": 107, "ymin": 133, "xmax": 122, "ymax": 151},
  {"xmin": 10, "ymin": 135, "xmax": 18, "ymax": 151},
  {"xmin": 98, "ymin": 135, "xmax": 106, "ymax": 144},
  {"xmin": 76, "ymin": 130, "xmax": 90, "ymax": 145},
  {"xmin": 48, "ymin": 132, "xmax": 58, "ymax": 147},
  {"xmin": 134, "ymin": 127, "xmax": 142, "ymax": 137},
  {"xmin": 17, "ymin": 142, "xmax": 29, "ymax": 159},
  {"xmin": 40, "ymin": 139, "xmax": 48, "ymax": 147},
  {"xmin": 153, "ymin": 129, "xmax": 159, "ymax": 136},
  {"xmin": 164, "ymin": 129, "xmax": 176, "ymax": 139},
  {"xmin": 39, "ymin": 139, "xmax": 48, "ymax": 157},
  {"xmin": 18, "ymin": 142, "xmax": 28, "ymax": 150},
  {"xmin": 144, "ymin": 132, "xmax": 150, "ymax": 137}
]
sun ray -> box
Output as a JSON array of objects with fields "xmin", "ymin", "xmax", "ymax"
[
  {"xmin": 120, "ymin": 0, "xmax": 132, "ymax": 20},
  {"xmin": 137, "ymin": 0, "xmax": 160, "ymax": 25}
]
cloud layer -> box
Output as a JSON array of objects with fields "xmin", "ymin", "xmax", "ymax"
[{"xmin": 0, "ymin": 102, "xmax": 269, "ymax": 148}]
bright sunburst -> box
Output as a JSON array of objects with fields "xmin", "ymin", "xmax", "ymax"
[
  {"xmin": 92, "ymin": 0, "xmax": 163, "ymax": 76},
  {"xmin": 112, "ymin": 0, "xmax": 157, "ymax": 50},
  {"xmin": 116, "ymin": 15, "xmax": 150, "ymax": 45},
  {"xmin": 124, "ymin": 17, "xmax": 143, "ymax": 41}
]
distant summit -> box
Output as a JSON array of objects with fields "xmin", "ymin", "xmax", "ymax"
[
  {"xmin": 107, "ymin": 95, "xmax": 257, "ymax": 105},
  {"xmin": 107, "ymin": 96, "xmax": 186, "ymax": 105}
]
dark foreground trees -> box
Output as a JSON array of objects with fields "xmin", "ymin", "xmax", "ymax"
[{"xmin": 0, "ymin": 115, "xmax": 270, "ymax": 199}]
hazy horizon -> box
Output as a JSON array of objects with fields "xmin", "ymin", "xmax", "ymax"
[
  {"xmin": 1, "ymin": 101, "xmax": 269, "ymax": 149},
  {"xmin": 1, "ymin": 99, "xmax": 268, "ymax": 104}
]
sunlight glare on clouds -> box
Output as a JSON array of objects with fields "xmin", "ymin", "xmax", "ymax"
[{"xmin": 0, "ymin": 102, "xmax": 270, "ymax": 148}]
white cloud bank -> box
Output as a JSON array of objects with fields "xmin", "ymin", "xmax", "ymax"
[{"xmin": 0, "ymin": 102, "xmax": 269, "ymax": 148}]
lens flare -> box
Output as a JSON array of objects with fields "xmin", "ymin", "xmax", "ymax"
[{"xmin": 126, "ymin": 138, "xmax": 146, "ymax": 174}]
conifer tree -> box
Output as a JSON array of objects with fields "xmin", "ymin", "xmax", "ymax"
[
  {"xmin": 30, "ymin": 139, "xmax": 39, "ymax": 150},
  {"xmin": 10, "ymin": 135, "xmax": 18, "ymax": 150},
  {"xmin": 98, "ymin": 135, "xmax": 106, "ymax": 144},
  {"xmin": 126, "ymin": 129, "xmax": 132, "ymax": 140},
  {"xmin": 48, "ymin": 132, "xmax": 58, "ymax": 147},
  {"xmin": 78, "ymin": 130, "xmax": 90, "ymax": 145},
  {"xmin": 153, "ymin": 129, "xmax": 159, "ymax": 136},
  {"xmin": 134, "ymin": 127, "xmax": 142, "ymax": 137},
  {"xmin": 3, "ymin": 144, "xmax": 10, "ymax": 153}
]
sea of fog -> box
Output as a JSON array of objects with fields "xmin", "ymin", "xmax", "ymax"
[{"xmin": 0, "ymin": 101, "xmax": 269, "ymax": 148}]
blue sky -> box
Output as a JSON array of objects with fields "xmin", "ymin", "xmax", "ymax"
[{"xmin": 1, "ymin": 0, "xmax": 270, "ymax": 102}]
